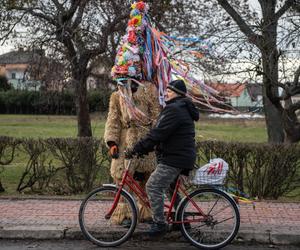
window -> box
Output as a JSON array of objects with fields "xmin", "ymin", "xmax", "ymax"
[{"xmin": 11, "ymin": 72, "xmax": 16, "ymax": 79}]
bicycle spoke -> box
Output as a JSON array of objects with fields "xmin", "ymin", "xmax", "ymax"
[
  {"xmin": 207, "ymin": 196, "xmax": 220, "ymax": 215},
  {"xmin": 209, "ymin": 203, "xmax": 234, "ymax": 217},
  {"xmin": 79, "ymin": 187, "xmax": 137, "ymax": 247},
  {"xmin": 178, "ymin": 188, "xmax": 240, "ymax": 249},
  {"xmin": 213, "ymin": 216, "xmax": 235, "ymax": 226}
]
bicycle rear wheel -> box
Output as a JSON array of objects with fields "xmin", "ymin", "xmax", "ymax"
[
  {"xmin": 79, "ymin": 186, "xmax": 138, "ymax": 247},
  {"xmin": 177, "ymin": 188, "xmax": 240, "ymax": 249}
]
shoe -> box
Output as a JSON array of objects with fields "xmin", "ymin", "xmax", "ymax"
[
  {"xmin": 121, "ymin": 219, "xmax": 132, "ymax": 228},
  {"xmin": 172, "ymin": 223, "xmax": 181, "ymax": 231},
  {"xmin": 146, "ymin": 222, "xmax": 168, "ymax": 237},
  {"xmin": 172, "ymin": 222, "xmax": 191, "ymax": 231}
]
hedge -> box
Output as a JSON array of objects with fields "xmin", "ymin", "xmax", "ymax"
[
  {"xmin": 196, "ymin": 141, "xmax": 300, "ymax": 199},
  {"xmin": 0, "ymin": 136, "xmax": 299, "ymax": 198},
  {"xmin": 0, "ymin": 89, "xmax": 111, "ymax": 115},
  {"xmin": 0, "ymin": 136, "xmax": 111, "ymax": 194}
]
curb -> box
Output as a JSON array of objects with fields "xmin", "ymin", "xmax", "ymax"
[
  {"xmin": 0, "ymin": 226, "xmax": 65, "ymax": 239},
  {"xmin": 1, "ymin": 226, "xmax": 300, "ymax": 246}
]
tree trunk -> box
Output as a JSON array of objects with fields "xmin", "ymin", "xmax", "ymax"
[
  {"xmin": 260, "ymin": 7, "xmax": 285, "ymax": 143},
  {"xmin": 261, "ymin": 50, "xmax": 285, "ymax": 143},
  {"xmin": 262, "ymin": 83, "xmax": 284, "ymax": 143},
  {"xmin": 73, "ymin": 69, "xmax": 92, "ymax": 137},
  {"xmin": 283, "ymin": 117, "xmax": 300, "ymax": 143},
  {"xmin": 216, "ymin": 0, "xmax": 300, "ymax": 143},
  {"xmin": 283, "ymin": 99, "xmax": 300, "ymax": 143}
]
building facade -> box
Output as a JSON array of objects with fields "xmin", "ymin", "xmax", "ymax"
[{"xmin": 0, "ymin": 49, "xmax": 46, "ymax": 91}]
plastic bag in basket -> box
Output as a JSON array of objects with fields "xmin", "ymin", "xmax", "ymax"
[{"xmin": 193, "ymin": 158, "xmax": 229, "ymax": 185}]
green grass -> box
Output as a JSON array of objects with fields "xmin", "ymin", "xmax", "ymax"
[
  {"xmin": 1, "ymin": 164, "xmax": 24, "ymax": 194},
  {"xmin": 1, "ymin": 113, "xmax": 297, "ymax": 200},
  {"xmin": 196, "ymin": 119, "xmax": 267, "ymax": 142},
  {"xmin": 0, "ymin": 114, "xmax": 269, "ymax": 198},
  {"xmin": 0, "ymin": 114, "xmax": 105, "ymax": 138},
  {"xmin": 0, "ymin": 114, "xmax": 267, "ymax": 142},
  {"xmin": 8, "ymin": 114, "xmax": 300, "ymax": 201}
]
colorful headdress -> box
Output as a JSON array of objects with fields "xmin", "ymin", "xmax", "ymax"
[
  {"xmin": 111, "ymin": 2, "xmax": 149, "ymax": 81},
  {"xmin": 112, "ymin": 1, "xmax": 236, "ymax": 114}
]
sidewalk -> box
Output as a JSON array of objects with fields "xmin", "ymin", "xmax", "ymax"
[{"xmin": 0, "ymin": 198, "xmax": 300, "ymax": 246}]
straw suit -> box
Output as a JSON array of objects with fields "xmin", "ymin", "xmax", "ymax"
[{"xmin": 104, "ymin": 80, "xmax": 161, "ymax": 224}]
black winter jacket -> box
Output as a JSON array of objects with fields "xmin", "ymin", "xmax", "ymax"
[{"xmin": 133, "ymin": 96, "xmax": 199, "ymax": 170}]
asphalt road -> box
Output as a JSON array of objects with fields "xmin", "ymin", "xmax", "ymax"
[{"xmin": 0, "ymin": 240, "xmax": 299, "ymax": 250}]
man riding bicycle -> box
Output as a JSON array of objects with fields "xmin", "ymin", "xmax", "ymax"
[{"xmin": 125, "ymin": 79, "xmax": 199, "ymax": 236}]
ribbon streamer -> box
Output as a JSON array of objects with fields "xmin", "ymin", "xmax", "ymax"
[{"xmin": 111, "ymin": 1, "xmax": 238, "ymax": 119}]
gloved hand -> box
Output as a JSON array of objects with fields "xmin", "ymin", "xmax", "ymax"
[
  {"xmin": 107, "ymin": 141, "xmax": 119, "ymax": 159},
  {"xmin": 124, "ymin": 148, "xmax": 135, "ymax": 159}
]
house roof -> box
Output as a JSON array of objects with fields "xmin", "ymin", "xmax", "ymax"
[
  {"xmin": 208, "ymin": 82, "xmax": 246, "ymax": 97},
  {"xmin": 0, "ymin": 49, "xmax": 44, "ymax": 65}
]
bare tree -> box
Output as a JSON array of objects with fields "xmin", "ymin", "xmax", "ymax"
[
  {"xmin": 5, "ymin": 0, "xmax": 298, "ymax": 142},
  {"xmin": 175, "ymin": 0, "xmax": 300, "ymax": 143},
  {"xmin": 1, "ymin": 0, "xmax": 125, "ymax": 136},
  {"xmin": 0, "ymin": 0, "xmax": 203, "ymax": 137},
  {"xmin": 214, "ymin": 0, "xmax": 300, "ymax": 143}
]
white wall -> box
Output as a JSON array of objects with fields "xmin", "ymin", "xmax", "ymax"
[{"xmin": 6, "ymin": 68, "xmax": 25, "ymax": 81}]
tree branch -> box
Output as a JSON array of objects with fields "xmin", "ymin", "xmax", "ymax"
[
  {"xmin": 274, "ymin": 0, "xmax": 295, "ymax": 21},
  {"xmin": 0, "ymin": 12, "xmax": 26, "ymax": 45},
  {"xmin": 289, "ymin": 100, "xmax": 300, "ymax": 113},
  {"xmin": 71, "ymin": 1, "xmax": 88, "ymax": 30},
  {"xmin": 28, "ymin": 9, "xmax": 57, "ymax": 26},
  {"xmin": 294, "ymin": 65, "xmax": 300, "ymax": 86},
  {"xmin": 97, "ymin": 13, "xmax": 128, "ymax": 56},
  {"xmin": 281, "ymin": 65, "xmax": 300, "ymax": 100},
  {"xmin": 62, "ymin": 0, "xmax": 82, "ymax": 22},
  {"xmin": 52, "ymin": 0, "xmax": 63, "ymax": 9},
  {"xmin": 9, "ymin": 5, "xmax": 58, "ymax": 27},
  {"xmin": 217, "ymin": 0, "xmax": 262, "ymax": 46}
]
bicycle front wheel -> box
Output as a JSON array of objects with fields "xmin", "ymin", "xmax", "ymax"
[
  {"xmin": 177, "ymin": 188, "xmax": 240, "ymax": 249},
  {"xmin": 79, "ymin": 186, "xmax": 138, "ymax": 247}
]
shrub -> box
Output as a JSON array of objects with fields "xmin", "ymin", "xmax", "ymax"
[
  {"xmin": 88, "ymin": 89, "xmax": 111, "ymax": 112},
  {"xmin": 46, "ymin": 137, "xmax": 110, "ymax": 193},
  {"xmin": 0, "ymin": 137, "xmax": 299, "ymax": 198},
  {"xmin": 16, "ymin": 138, "xmax": 58, "ymax": 193},
  {"xmin": 197, "ymin": 141, "xmax": 300, "ymax": 199},
  {"xmin": 0, "ymin": 136, "xmax": 21, "ymax": 192},
  {"xmin": 0, "ymin": 75, "xmax": 11, "ymax": 91},
  {"xmin": 0, "ymin": 89, "xmax": 111, "ymax": 114},
  {"xmin": 0, "ymin": 136, "xmax": 111, "ymax": 194}
]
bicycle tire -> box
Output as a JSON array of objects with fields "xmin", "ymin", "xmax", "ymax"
[
  {"xmin": 177, "ymin": 188, "xmax": 240, "ymax": 249},
  {"xmin": 79, "ymin": 186, "xmax": 138, "ymax": 247}
]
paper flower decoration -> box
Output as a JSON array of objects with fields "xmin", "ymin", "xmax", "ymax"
[{"xmin": 111, "ymin": 1, "xmax": 149, "ymax": 80}]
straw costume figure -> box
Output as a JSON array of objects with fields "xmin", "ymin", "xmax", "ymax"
[
  {"xmin": 104, "ymin": 2, "xmax": 161, "ymax": 224},
  {"xmin": 104, "ymin": 0, "xmax": 235, "ymax": 225}
]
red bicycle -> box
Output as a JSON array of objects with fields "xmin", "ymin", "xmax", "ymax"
[{"xmin": 79, "ymin": 160, "xmax": 240, "ymax": 249}]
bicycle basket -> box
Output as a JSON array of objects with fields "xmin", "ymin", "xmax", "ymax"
[{"xmin": 192, "ymin": 158, "xmax": 228, "ymax": 185}]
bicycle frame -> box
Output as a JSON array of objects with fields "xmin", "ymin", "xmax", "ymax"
[{"xmin": 105, "ymin": 160, "xmax": 208, "ymax": 224}]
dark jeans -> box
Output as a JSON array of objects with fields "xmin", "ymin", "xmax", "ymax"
[{"xmin": 146, "ymin": 163, "xmax": 182, "ymax": 224}]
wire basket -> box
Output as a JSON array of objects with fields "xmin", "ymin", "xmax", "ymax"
[
  {"xmin": 191, "ymin": 158, "xmax": 229, "ymax": 186},
  {"xmin": 192, "ymin": 171, "xmax": 227, "ymax": 185}
]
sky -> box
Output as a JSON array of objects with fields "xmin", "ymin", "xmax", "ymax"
[
  {"xmin": 0, "ymin": 41, "xmax": 14, "ymax": 54},
  {"xmin": 0, "ymin": 0, "xmax": 262, "ymax": 55},
  {"xmin": 1, "ymin": 0, "xmax": 297, "ymax": 82}
]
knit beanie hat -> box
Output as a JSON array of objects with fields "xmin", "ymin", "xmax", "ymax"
[{"xmin": 167, "ymin": 80, "xmax": 187, "ymax": 96}]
